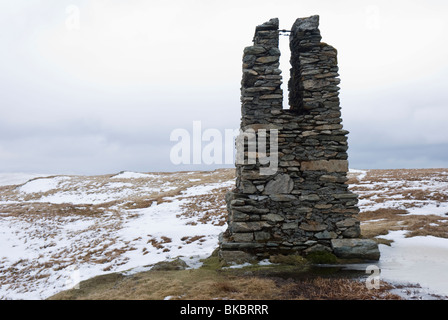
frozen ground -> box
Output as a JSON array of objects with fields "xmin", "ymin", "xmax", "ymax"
[
  {"xmin": 0, "ymin": 173, "xmax": 53, "ymax": 187},
  {"xmin": 0, "ymin": 168, "xmax": 447, "ymax": 299},
  {"xmin": 0, "ymin": 169, "xmax": 234, "ymax": 299},
  {"xmin": 379, "ymin": 230, "xmax": 448, "ymax": 299},
  {"xmin": 349, "ymin": 168, "xmax": 448, "ymax": 298}
]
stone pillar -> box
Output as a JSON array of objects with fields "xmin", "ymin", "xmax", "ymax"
[
  {"xmin": 219, "ymin": 16, "xmax": 379, "ymax": 264},
  {"xmin": 241, "ymin": 18, "xmax": 283, "ymax": 126}
]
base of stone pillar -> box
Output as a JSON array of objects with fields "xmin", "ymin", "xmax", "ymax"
[
  {"xmin": 218, "ymin": 232, "xmax": 380, "ymax": 265},
  {"xmin": 331, "ymin": 238, "xmax": 380, "ymax": 261}
]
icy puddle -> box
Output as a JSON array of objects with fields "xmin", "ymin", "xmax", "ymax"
[{"xmin": 378, "ymin": 231, "xmax": 448, "ymax": 298}]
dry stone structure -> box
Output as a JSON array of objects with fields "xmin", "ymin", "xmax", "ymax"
[{"xmin": 219, "ymin": 16, "xmax": 379, "ymax": 263}]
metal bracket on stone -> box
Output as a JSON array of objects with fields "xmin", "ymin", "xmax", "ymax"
[{"xmin": 278, "ymin": 29, "xmax": 291, "ymax": 36}]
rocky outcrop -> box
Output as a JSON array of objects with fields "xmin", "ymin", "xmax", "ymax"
[
  {"xmin": 151, "ymin": 257, "xmax": 189, "ymax": 271},
  {"xmin": 219, "ymin": 16, "xmax": 379, "ymax": 264}
]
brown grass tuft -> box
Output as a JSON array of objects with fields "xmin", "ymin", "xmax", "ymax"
[
  {"xmin": 360, "ymin": 209, "xmax": 448, "ymax": 240},
  {"xmin": 48, "ymin": 268, "xmax": 402, "ymax": 300},
  {"xmin": 286, "ymin": 277, "xmax": 401, "ymax": 300}
]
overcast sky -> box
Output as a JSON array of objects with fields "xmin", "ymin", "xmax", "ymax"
[{"xmin": 0, "ymin": 0, "xmax": 447, "ymax": 175}]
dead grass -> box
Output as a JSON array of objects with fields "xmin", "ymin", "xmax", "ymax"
[
  {"xmin": 0, "ymin": 202, "xmax": 112, "ymax": 219},
  {"xmin": 360, "ymin": 208, "xmax": 448, "ymax": 240},
  {"xmin": 405, "ymin": 217, "xmax": 448, "ymax": 238},
  {"xmin": 48, "ymin": 267, "xmax": 402, "ymax": 300},
  {"xmin": 284, "ymin": 277, "xmax": 400, "ymax": 300},
  {"xmin": 147, "ymin": 235, "xmax": 173, "ymax": 252},
  {"xmin": 181, "ymin": 235, "xmax": 206, "ymax": 244},
  {"xmin": 48, "ymin": 248, "xmax": 402, "ymax": 301},
  {"xmin": 350, "ymin": 168, "xmax": 448, "ymax": 240},
  {"xmin": 350, "ymin": 168, "xmax": 448, "ymax": 203},
  {"xmin": 117, "ymin": 169, "xmax": 235, "ymax": 210},
  {"xmin": 0, "ymin": 200, "xmax": 135, "ymax": 289}
]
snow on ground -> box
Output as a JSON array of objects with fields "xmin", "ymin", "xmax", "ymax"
[
  {"xmin": 379, "ymin": 231, "xmax": 448, "ymax": 298},
  {"xmin": 3, "ymin": 173, "xmax": 178, "ymax": 205},
  {"xmin": 0, "ymin": 173, "xmax": 53, "ymax": 187},
  {"xmin": 1, "ymin": 168, "xmax": 448, "ymax": 299},
  {"xmin": 118, "ymin": 189, "xmax": 228, "ymax": 271},
  {"xmin": 348, "ymin": 168, "xmax": 368, "ymax": 181},
  {"xmin": 349, "ymin": 168, "xmax": 448, "ymax": 218},
  {"xmin": 0, "ymin": 170, "xmax": 234, "ymax": 300},
  {"xmin": 19, "ymin": 176, "xmax": 72, "ymax": 194},
  {"xmin": 111, "ymin": 171, "xmax": 159, "ymax": 180},
  {"xmin": 348, "ymin": 168, "xmax": 448, "ymax": 297},
  {"xmin": 117, "ymin": 178, "xmax": 235, "ymax": 272}
]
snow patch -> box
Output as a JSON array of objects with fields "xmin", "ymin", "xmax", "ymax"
[
  {"xmin": 349, "ymin": 169, "xmax": 368, "ymax": 181},
  {"xmin": 0, "ymin": 174, "xmax": 234, "ymax": 299},
  {"xmin": 0, "ymin": 173, "xmax": 53, "ymax": 187},
  {"xmin": 19, "ymin": 176, "xmax": 71, "ymax": 194},
  {"xmin": 379, "ymin": 231, "xmax": 448, "ymax": 297},
  {"xmin": 111, "ymin": 171, "xmax": 158, "ymax": 179}
]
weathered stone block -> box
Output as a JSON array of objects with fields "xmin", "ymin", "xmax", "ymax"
[
  {"xmin": 151, "ymin": 258, "xmax": 188, "ymax": 271},
  {"xmin": 315, "ymin": 124, "xmax": 343, "ymax": 130},
  {"xmin": 245, "ymin": 86, "xmax": 277, "ymax": 93},
  {"xmin": 232, "ymin": 221, "xmax": 270, "ymax": 232},
  {"xmin": 241, "ymin": 181, "xmax": 257, "ymax": 194},
  {"xmin": 304, "ymin": 244, "xmax": 332, "ymax": 255},
  {"xmin": 256, "ymin": 56, "xmax": 280, "ymax": 64},
  {"xmin": 244, "ymin": 46, "xmax": 267, "ymax": 55},
  {"xmin": 315, "ymin": 230, "xmax": 338, "ymax": 239},
  {"xmin": 264, "ymin": 174, "xmax": 294, "ymax": 194},
  {"xmin": 342, "ymin": 226, "xmax": 360, "ymax": 238},
  {"xmin": 299, "ymin": 193, "xmax": 320, "ymax": 201},
  {"xmin": 230, "ymin": 199, "xmax": 245, "ymax": 206},
  {"xmin": 254, "ymin": 231, "xmax": 271, "ymax": 241},
  {"xmin": 232, "ymin": 233, "xmax": 254, "ymax": 242},
  {"xmin": 282, "ymin": 222, "xmax": 299, "ymax": 230},
  {"xmin": 220, "ymin": 242, "xmax": 264, "ymax": 250},
  {"xmin": 232, "ymin": 210, "xmax": 249, "ymax": 221},
  {"xmin": 336, "ymin": 218, "xmax": 359, "ymax": 228},
  {"xmin": 234, "ymin": 206, "xmax": 269, "ymax": 214},
  {"xmin": 269, "ymin": 194, "xmax": 297, "ymax": 202},
  {"xmin": 293, "ymin": 207, "xmax": 313, "ymax": 214},
  {"xmin": 319, "ymin": 175, "xmax": 337, "ymax": 182},
  {"xmin": 299, "ymin": 222, "xmax": 327, "ymax": 232},
  {"xmin": 333, "ymin": 193, "xmax": 358, "ymax": 199},
  {"xmin": 302, "ymin": 79, "xmax": 332, "ymax": 90},
  {"xmin": 331, "ymin": 239, "xmax": 380, "ymax": 261},
  {"xmin": 300, "ymin": 160, "xmax": 348, "ymax": 172},
  {"xmin": 315, "ymin": 204, "xmax": 332, "ymax": 209},
  {"xmin": 259, "ymin": 94, "xmax": 283, "ymax": 100},
  {"xmin": 262, "ymin": 213, "xmax": 285, "ymax": 222}
]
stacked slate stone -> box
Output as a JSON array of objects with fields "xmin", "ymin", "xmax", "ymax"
[
  {"xmin": 241, "ymin": 18, "xmax": 283, "ymax": 126},
  {"xmin": 219, "ymin": 16, "xmax": 379, "ymax": 264}
]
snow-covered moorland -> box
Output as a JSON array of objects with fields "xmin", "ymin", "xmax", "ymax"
[
  {"xmin": 0, "ymin": 168, "xmax": 448, "ymax": 299},
  {"xmin": 0, "ymin": 169, "xmax": 234, "ymax": 299},
  {"xmin": 349, "ymin": 168, "xmax": 448, "ymax": 298}
]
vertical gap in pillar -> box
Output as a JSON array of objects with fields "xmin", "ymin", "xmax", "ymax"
[{"xmin": 279, "ymin": 34, "xmax": 291, "ymax": 110}]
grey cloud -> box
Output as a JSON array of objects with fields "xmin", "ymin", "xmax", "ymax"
[{"xmin": 0, "ymin": 1, "xmax": 447, "ymax": 174}]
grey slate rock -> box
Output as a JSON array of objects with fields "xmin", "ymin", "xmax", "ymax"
[
  {"xmin": 151, "ymin": 257, "xmax": 188, "ymax": 271},
  {"xmin": 264, "ymin": 174, "xmax": 294, "ymax": 194},
  {"xmin": 331, "ymin": 239, "xmax": 380, "ymax": 261}
]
